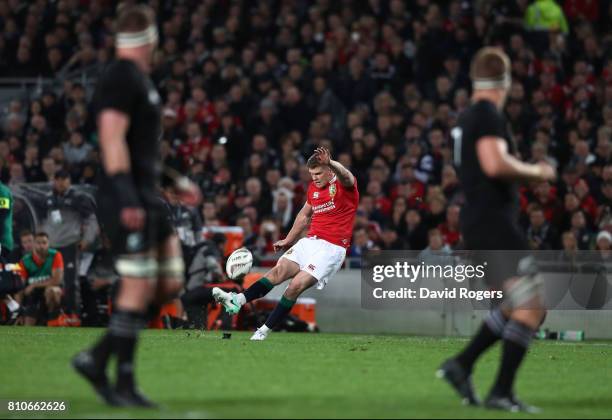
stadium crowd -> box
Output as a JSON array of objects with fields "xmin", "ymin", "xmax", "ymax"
[{"xmin": 1, "ymin": 0, "xmax": 612, "ymax": 264}]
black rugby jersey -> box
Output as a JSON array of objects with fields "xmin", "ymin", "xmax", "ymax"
[
  {"xmin": 452, "ymin": 99, "xmax": 520, "ymax": 228},
  {"xmin": 92, "ymin": 59, "xmax": 162, "ymax": 197}
]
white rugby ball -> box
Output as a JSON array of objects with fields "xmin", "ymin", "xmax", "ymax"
[{"xmin": 225, "ymin": 247, "xmax": 253, "ymax": 279}]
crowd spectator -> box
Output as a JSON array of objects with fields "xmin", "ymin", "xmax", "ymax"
[
  {"xmin": 0, "ymin": 0, "xmax": 611, "ymax": 263},
  {"xmin": 526, "ymin": 204, "xmax": 560, "ymax": 249},
  {"xmin": 10, "ymin": 230, "xmax": 34, "ymax": 263},
  {"xmin": 418, "ymin": 228, "xmax": 453, "ymax": 264},
  {"xmin": 559, "ymin": 229, "xmax": 579, "ymax": 260},
  {"xmin": 596, "ymin": 229, "xmax": 612, "ymax": 257}
]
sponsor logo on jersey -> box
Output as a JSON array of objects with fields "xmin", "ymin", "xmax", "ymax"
[
  {"xmin": 0, "ymin": 198, "xmax": 10, "ymax": 209},
  {"xmin": 285, "ymin": 248, "xmax": 294, "ymax": 255},
  {"xmin": 312, "ymin": 201, "xmax": 336, "ymax": 214},
  {"xmin": 307, "ymin": 264, "xmax": 316, "ymax": 271}
]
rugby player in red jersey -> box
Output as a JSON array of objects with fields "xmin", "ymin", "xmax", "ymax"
[{"xmin": 213, "ymin": 147, "xmax": 359, "ymax": 340}]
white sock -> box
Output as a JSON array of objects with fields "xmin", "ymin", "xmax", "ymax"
[
  {"xmin": 5, "ymin": 296, "xmax": 19, "ymax": 312},
  {"xmin": 236, "ymin": 293, "xmax": 246, "ymax": 306},
  {"xmin": 259, "ymin": 324, "xmax": 271, "ymax": 334}
]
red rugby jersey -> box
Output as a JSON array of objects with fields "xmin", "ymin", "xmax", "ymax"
[{"xmin": 306, "ymin": 176, "xmax": 359, "ymax": 248}]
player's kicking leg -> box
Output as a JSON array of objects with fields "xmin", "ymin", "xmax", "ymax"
[
  {"xmin": 212, "ymin": 257, "xmax": 299, "ymax": 315},
  {"xmin": 250, "ymin": 270, "xmax": 317, "ymax": 340},
  {"xmin": 72, "ymin": 252, "xmax": 157, "ymax": 407}
]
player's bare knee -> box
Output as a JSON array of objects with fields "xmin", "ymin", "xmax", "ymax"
[
  {"xmin": 510, "ymin": 308, "xmax": 545, "ymax": 330},
  {"xmin": 286, "ymin": 276, "xmax": 312, "ymax": 299},
  {"xmin": 533, "ymin": 308, "xmax": 546, "ymax": 325},
  {"xmin": 283, "ymin": 287, "xmax": 300, "ymax": 301},
  {"xmin": 116, "ymin": 277, "xmax": 156, "ymax": 311},
  {"xmin": 120, "ymin": 276, "xmax": 155, "ymax": 292},
  {"xmin": 115, "ymin": 254, "xmax": 159, "ymax": 298},
  {"xmin": 166, "ymin": 277, "xmax": 183, "ymax": 296},
  {"xmin": 45, "ymin": 287, "xmax": 62, "ymax": 307},
  {"xmin": 157, "ymin": 256, "xmax": 185, "ymax": 298},
  {"xmin": 284, "ymin": 281, "xmax": 302, "ymax": 300},
  {"xmin": 157, "ymin": 277, "xmax": 183, "ymax": 301},
  {"xmin": 264, "ymin": 266, "xmax": 280, "ymax": 283},
  {"xmin": 266, "ymin": 264, "xmax": 287, "ymax": 285}
]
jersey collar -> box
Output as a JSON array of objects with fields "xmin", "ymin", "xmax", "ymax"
[{"xmin": 313, "ymin": 175, "xmax": 337, "ymax": 190}]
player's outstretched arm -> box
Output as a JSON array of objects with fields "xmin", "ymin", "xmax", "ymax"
[
  {"xmin": 314, "ymin": 147, "xmax": 355, "ymax": 187},
  {"xmin": 477, "ymin": 137, "xmax": 557, "ymax": 182},
  {"xmin": 273, "ymin": 203, "xmax": 313, "ymax": 251}
]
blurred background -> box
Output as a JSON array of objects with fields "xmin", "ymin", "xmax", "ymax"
[{"xmin": 0, "ymin": 0, "xmax": 611, "ymax": 336}]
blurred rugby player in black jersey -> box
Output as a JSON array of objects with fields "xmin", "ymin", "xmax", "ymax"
[
  {"xmin": 437, "ymin": 48, "xmax": 556, "ymax": 413},
  {"xmin": 72, "ymin": 4, "xmax": 200, "ymax": 407}
]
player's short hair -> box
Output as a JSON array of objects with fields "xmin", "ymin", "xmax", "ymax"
[
  {"xmin": 19, "ymin": 229, "xmax": 33, "ymax": 238},
  {"xmin": 116, "ymin": 4, "xmax": 155, "ymax": 34},
  {"xmin": 35, "ymin": 231, "xmax": 49, "ymax": 239},
  {"xmin": 115, "ymin": 4, "xmax": 157, "ymax": 49},
  {"xmin": 470, "ymin": 47, "xmax": 511, "ymax": 90},
  {"xmin": 306, "ymin": 154, "xmax": 325, "ymax": 169}
]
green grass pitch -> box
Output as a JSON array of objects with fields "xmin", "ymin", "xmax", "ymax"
[{"xmin": 0, "ymin": 327, "xmax": 611, "ymax": 419}]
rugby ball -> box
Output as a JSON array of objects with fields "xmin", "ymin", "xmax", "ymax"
[{"xmin": 225, "ymin": 247, "xmax": 253, "ymax": 279}]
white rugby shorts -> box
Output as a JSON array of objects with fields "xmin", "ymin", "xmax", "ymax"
[{"xmin": 281, "ymin": 237, "xmax": 346, "ymax": 289}]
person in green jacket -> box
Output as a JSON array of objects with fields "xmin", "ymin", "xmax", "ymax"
[
  {"xmin": 16, "ymin": 231, "xmax": 64, "ymax": 325},
  {"xmin": 0, "ymin": 181, "xmax": 13, "ymax": 259},
  {"xmin": 525, "ymin": 0, "xmax": 569, "ymax": 34}
]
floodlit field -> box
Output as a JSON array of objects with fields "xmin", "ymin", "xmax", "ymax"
[{"xmin": 1, "ymin": 327, "xmax": 611, "ymax": 419}]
